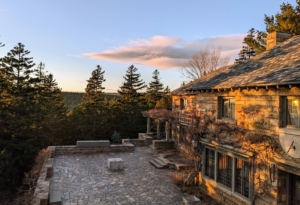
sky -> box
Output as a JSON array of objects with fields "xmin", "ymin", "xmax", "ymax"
[{"xmin": 0, "ymin": 0, "xmax": 297, "ymax": 92}]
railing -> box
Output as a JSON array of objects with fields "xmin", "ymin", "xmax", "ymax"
[{"xmin": 178, "ymin": 111, "xmax": 203, "ymax": 125}]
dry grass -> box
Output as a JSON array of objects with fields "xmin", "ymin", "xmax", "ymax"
[{"xmin": 0, "ymin": 148, "xmax": 50, "ymax": 205}]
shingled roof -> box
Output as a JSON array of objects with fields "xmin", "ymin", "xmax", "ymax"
[{"xmin": 171, "ymin": 35, "xmax": 300, "ymax": 95}]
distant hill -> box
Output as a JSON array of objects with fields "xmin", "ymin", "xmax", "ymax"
[{"xmin": 62, "ymin": 92, "xmax": 120, "ymax": 110}]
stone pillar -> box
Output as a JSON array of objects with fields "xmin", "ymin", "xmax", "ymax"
[
  {"xmin": 157, "ymin": 120, "xmax": 160, "ymax": 138},
  {"xmin": 165, "ymin": 120, "xmax": 170, "ymax": 141},
  {"xmin": 147, "ymin": 117, "xmax": 151, "ymax": 133}
]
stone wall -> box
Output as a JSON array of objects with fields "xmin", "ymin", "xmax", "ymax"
[
  {"xmin": 121, "ymin": 133, "xmax": 153, "ymax": 146},
  {"xmin": 172, "ymin": 86, "xmax": 300, "ymax": 205},
  {"xmin": 54, "ymin": 144, "xmax": 134, "ymax": 155},
  {"xmin": 152, "ymin": 140, "xmax": 174, "ymax": 149}
]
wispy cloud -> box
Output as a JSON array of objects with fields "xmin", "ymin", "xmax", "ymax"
[{"xmin": 83, "ymin": 35, "xmax": 245, "ymax": 69}]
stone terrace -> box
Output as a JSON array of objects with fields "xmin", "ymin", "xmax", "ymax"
[{"xmin": 50, "ymin": 147, "xmax": 186, "ymax": 205}]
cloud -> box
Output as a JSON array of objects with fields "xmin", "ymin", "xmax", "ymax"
[{"xmin": 83, "ymin": 35, "xmax": 245, "ymax": 69}]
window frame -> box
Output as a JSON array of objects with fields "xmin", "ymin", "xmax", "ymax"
[
  {"xmin": 180, "ymin": 98, "xmax": 187, "ymax": 110},
  {"xmin": 202, "ymin": 146, "xmax": 253, "ymax": 202},
  {"xmin": 280, "ymin": 96, "xmax": 300, "ymax": 128},
  {"xmin": 218, "ymin": 97, "xmax": 236, "ymax": 120}
]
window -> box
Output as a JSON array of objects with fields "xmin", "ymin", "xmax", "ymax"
[
  {"xmin": 288, "ymin": 173, "xmax": 300, "ymax": 205},
  {"xmin": 180, "ymin": 98, "xmax": 187, "ymax": 110},
  {"xmin": 217, "ymin": 153, "xmax": 232, "ymax": 188},
  {"xmin": 205, "ymin": 148, "xmax": 215, "ymax": 179},
  {"xmin": 203, "ymin": 147, "xmax": 251, "ymax": 200},
  {"xmin": 288, "ymin": 97, "xmax": 300, "ymax": 128},
  {"xmin": 280, "ymin": 96, "xmax": 300, "ymax": 128},
  {"xmin": 218, "ymin": 97, "xmax": 235, "ymax": 119},
  {"xmin": 235, "ymin": 159, "xmax": 250, "ymax": 198}
]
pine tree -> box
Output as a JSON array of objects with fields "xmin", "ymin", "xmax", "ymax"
[
  {"xmin": 145, "ymin": 69, "xmax": 164, "ymax": 108},
  {"xmin": 234, "ymin": 45, "xmax": 256, "ymax": 64},
  {"xmin": 0, "ymin": 43, "xmax": 42, "ymax": 191},
  {"xmin": 242, "ymin": 1, "xmax": 300, "ymax": 54},
  {"xmin": 243, "ymin": 28, "xmax": 266, "ymax": 55},
  {"xmin": 83, "ymin": 65, "xmax": 106, "ymax": 103},
  {"xmin": 118, "ymin": 65, "xmax": 146, "ymax": 103},
  {"xmin": 155, "ymin": 86, "xmax": 172, "ymax": 110},
  {"xmin": 65, "ymin": 65, "xmax": 107, "ymax": 141}
]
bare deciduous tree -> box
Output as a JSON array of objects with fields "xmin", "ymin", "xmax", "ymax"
[{"xmin": 180, "ymin": 47, "xmax": 230, "ymax": 80}]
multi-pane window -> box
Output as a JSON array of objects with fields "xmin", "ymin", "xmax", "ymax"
[
  {"xmin": 205, "ymin": 148, "xmax": 215, "ymax": 179},
  {"xmin": 218, "ymin": 97, "xmax": 235, "ymax": 120},
  {"xmin": 180, "ymin": 98, "xmax": 187, "ymax": 110},
  {"xmin": 289, "ymin": 173, "xmax": 300, "ymax": 205},
  {"xmin": 235, "ymin": 159, "xmax": 250, "ymax": 198},
  {"xmin": 223, "ymin": 98, "xmax": 235, "ymax": 119},
  {"xmin": 217, "ymin": 153, "xmax": 232, "ymax": 188},
  {"xmin": 203, "ymin": 148, "xmax": 251, "ymax": 200},
  {"xmin": 287, "ymin": 97, "xmax": 300, "ymax": 128}
]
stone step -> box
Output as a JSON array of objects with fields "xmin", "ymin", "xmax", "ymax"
[
  {"xmin": 153, "ymin": 158, "xmax": 168, "ymax": 168},
  {"xmin": 158, "ymin": 156, "xmax": 171, "ymax": 164},
  {"xmin": 149, "ymin": 160, "xmax": 163, "ymax": 169}
]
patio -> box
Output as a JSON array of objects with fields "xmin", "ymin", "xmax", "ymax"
[{"xmin": 50, "ymin": 146, "xmax": 187, "ymax": 205}]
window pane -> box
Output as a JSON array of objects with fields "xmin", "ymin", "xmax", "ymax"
[
  {"xmin": 230, "ymin": 99, "xmax": 235, "ymax": 119},
  {"xmin": 217, "ymin": 153, "xmax": 232, "ymax": 188},
  {"xmin": 288, "ymin": 99, "xmax": 300, "ymax": 128},
  {"xmin": 223, "ymin": 99, "xmax": 229, "ymax": 118},
  {"xmin": 235, "ymin": 159, "xmax": 249, "ymax": 198},
  {"xmin": 222, "ymin": 98, "xmax": 235, "ymax": 119},
  {"xmin": 291, "ymin": 173, "xmax": 300, "ymax": 205},
  {"xmin": 205, "ymin": 148, "xmax": 215, "ymax": 179}
]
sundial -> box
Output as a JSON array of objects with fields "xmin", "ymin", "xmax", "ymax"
[{"xmin": 279, "ymin": 128, "xmax": 300, "ymax": 158}]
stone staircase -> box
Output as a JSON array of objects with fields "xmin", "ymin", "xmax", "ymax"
[
  {"xmin": 149, "ymin": 157, "xmax": 170, "ymax": 169},
  {"xmin": 149, "ymin": 155, "xmax": 189, "ymax": 170}
]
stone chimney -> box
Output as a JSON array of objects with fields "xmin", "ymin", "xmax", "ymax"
[{"xmin": 266, "ymin": 31, "xmax": 292, "ymax": 50}]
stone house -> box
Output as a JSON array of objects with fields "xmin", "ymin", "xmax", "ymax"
[{"xmin": 170, "ymin": 32, "xmax": 300, "ymax": 205}]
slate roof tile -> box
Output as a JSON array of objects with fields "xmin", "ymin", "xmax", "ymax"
[{"xmin": 171, "ymin": 35, "xmax": 300, "ymax": 95}]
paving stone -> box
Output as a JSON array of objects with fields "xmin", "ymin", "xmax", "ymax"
[{"xmin": 50, "ymin": 147, "xmax": 185, "ymax": 204}]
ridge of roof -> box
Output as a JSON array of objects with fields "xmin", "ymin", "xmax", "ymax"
[{"xmin": 171, "ymin": 35, "xmax": 300, "ymax": 95}]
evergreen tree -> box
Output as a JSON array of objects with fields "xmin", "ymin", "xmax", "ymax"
[
  {"xmin": 83, "ymin": 65, "xmax": 106, "ymax": 103},
  {"xmin": 234, "ymin": 45, "xmax": 256, "ymax": 63},
  {"xmin": 155, "ymin": 86, "xmax": 172, "ymax": 110},
  {"xmin": 63, "ymin": 65, "xmax": 108, "ymax": 142},
  {"xmin": 265, "ymin": 1, "xmax": 300, "ymax": 36},
  {"xmin": 118, "ymin": 65, "xmax": 146, "ymax": 103},
  {"xmin": 145, "ymin": 69, "xmax": 164, "ymax": 108},
  {"xmin": 243, "ymin": 28, "xmax": 266, "ymax": 55},
  {"xmin": 0, "ymin": 43, "xmax": 42, "ymax": 191},
  {"xmin": 0, "ymin": 44, "xmax": 66, "ymax": 193},
  {"xmin": 242, "ymin": 1, "xmax": 300, "ymax": 54}
]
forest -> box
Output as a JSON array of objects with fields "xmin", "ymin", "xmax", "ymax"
[{"xmin": 0, "ymin": 42, "xmax": 171, "ymax": 199}]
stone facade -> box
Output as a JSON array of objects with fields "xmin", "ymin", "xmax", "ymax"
[
  {"xmin": 171, "ymin": 86, "xmax": 300, "ymax": 205},
  {"xmin": 266, "ymin": 31, "xmax": 292, "ymax": 50}
]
